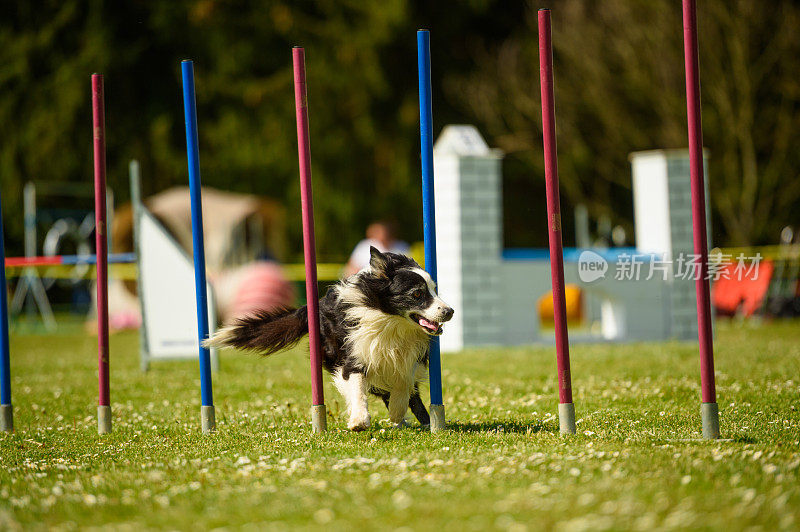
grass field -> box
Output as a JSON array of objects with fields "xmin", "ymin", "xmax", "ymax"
[{"xmin": 1, "ymin": 320, "xmax": 799, "ymax": 530}]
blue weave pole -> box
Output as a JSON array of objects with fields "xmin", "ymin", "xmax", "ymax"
[
  {"xmin": 0, "ymin": 190, "xmax": 12, "ymax": 431},
  {"xmin": 181, "ymin": 60, "xmax": 215, "ymax": 433},
  {"xmin": 417, "ymin": 30, "xmax": 445, "ymax": 431}
]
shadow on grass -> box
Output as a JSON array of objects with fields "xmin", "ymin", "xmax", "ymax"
[{"xmin": 446, "ymin": 420, "xmax": 555, "ymax": 435}]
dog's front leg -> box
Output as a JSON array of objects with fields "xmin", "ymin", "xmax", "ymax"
[
  {"xmin": 347, "ymin": 373, "xmax": 371, "ymax": 431},
  {"xmin": 387, "ymin": 387, "xmax": 411, "ymax": 426},
  {"xmin": 334, "ymin": 371, "xmax": 371, "ymax": 431}
]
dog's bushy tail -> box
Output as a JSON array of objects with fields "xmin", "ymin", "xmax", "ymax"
[{"xmin": 203, "ymin": 306, "xmax": 309, "ymax": 356}]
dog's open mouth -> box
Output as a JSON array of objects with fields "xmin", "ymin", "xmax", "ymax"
[{"xmin": 410, "ymin": 313, "xmax": 443, "ymax": 335}]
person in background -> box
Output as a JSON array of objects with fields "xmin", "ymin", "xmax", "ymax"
[{"xmin": 344, "ymin": 220, "xmax": 410, "ymax": 277}]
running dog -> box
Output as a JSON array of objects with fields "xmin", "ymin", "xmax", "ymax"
[{"xmin": 204, "ymin": 247, "xmax": 454, "ymax": 430}]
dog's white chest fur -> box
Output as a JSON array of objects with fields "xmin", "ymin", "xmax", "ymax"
[{"xmin": 344, "ymin": 307, "xmax": 429, "ymax": 391}]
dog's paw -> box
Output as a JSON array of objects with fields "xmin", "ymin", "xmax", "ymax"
[
  {"xmin": 347, "ymin": 414, "xmax": 371, "ymax": 431},
  {"xmin": 392, "ymin": 419, "xmax": 408, "ymax": 429}
]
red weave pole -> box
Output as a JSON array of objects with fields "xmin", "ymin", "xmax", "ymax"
[
  {"xmin": 92, "ymin": 74, "xmax": 110, "ymax": 414},
  {"xmin": 538, "ymin": 10, "xmax": 575, "ymax": 433},
  {"xmin": 682, "ymin": 0, "xmax": 715, "ymax": 404},
  {"xmin": 682, "ymin": 0, "xmax": 719, "ymax": 439},
  {"xmin": 292, "ymin": 48, "xmax": 326, "ymax": 421}
]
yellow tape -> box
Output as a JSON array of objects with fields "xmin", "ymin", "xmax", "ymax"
[{"xmin": 4, "ymin": 263, "xmax": 344, "ymax": 283}]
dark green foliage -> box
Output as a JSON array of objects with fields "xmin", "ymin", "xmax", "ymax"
[
  {"xmin": 449, "ymin": 0, "xmax": 800, "ymax": 247},
  {"xmin": 0, "ymin": 1, "xmax": 521, "ymax": 259}
]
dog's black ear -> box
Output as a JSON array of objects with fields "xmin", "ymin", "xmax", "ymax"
[{"xmin": 369, "ymin": 246, "xmax": 389, "ymax": 274}]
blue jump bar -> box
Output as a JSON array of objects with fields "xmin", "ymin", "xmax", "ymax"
[{"xmin": 61, "ymin": 253, "xmax": 136, "ymax": 265}]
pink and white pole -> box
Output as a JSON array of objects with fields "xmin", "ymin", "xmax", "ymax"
[
  {"xmin": 538, "ymin": 9, "xmax": 576, "ymax": 435},
  {"xmin": 681, "ymin": 0, "xmax": 719, "ymax": 439},
  {"xmin": 292, "ymin": 47, "xmax": 327, "ymax": 433},
  {"xmin": 92, "ymin": 74, "xmax": 111, "ymax": 435}
]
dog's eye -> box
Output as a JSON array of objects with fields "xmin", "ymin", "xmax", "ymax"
[{"xmin": 413, "ymin": 289, "xmax": 424, "ymax": 299}]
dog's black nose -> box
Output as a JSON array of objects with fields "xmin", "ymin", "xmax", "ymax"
[{"xmin": 442, "ymin": 307, "xmax": 454, "ymax": 320}]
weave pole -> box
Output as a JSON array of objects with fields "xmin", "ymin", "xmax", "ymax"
[
  {"xmin": 181, "ymin": 60, "xmax": 216, "ymax": 433},
  {"xmin": 92, "ymin": 74, "xmax": 112, "ymax": 435},
  {"xmin": 417, "ymin": 30, "xmax": 445, "ymax": 432},
  {"xmin": 0, "ymin": 191, "xmax": 12, "ymax": 432},
  {"xmin": 681, "ymin": 0, "xmax": 719, "ymax": 439},
  {"xmin": 292, "ymin": 47, "xmax": 327, "ymax": 433},
  {"xmin": 537, "ymin": 9, "xmax": 576, "ymax": 435}
]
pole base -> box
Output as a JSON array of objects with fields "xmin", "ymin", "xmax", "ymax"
[
  {"xmin": 201, "ymin": 405, "xmax": 216, "ymax": 433},
  {"xmin": 1, "ymin": 404, "xmax": 13, "ymax": 432},
  {"xmin": 558, "ymin": 402, "xmax": 576, "ymax": 434},
  {"xmin": 430, "ymin": 403, "xmax": 445, "ymax": 432},
  {"xmin": 311, "ymin": 404, "xmax": 327, "ymax": 433},
  {"xmin": 98, "ymin": 405, "xmax": 112, "ymax": 434},
  {"xmin": 701, "ymin": 402, "xmax": 720, "ymax": 439}
]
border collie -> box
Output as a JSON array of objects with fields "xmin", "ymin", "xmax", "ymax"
[{"xmin": 204, "ymin": 247, "xmax": 454, "ymax": 430}]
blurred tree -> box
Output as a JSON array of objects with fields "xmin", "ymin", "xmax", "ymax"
[
  {"xmin": 699, "ymin": 0, "xmax": 800, "ymax": 245},
  {"xmin": 0, "ymin": 1, "xmax": 109, "ymax": 251},
  {"xmin": 0, "ymin": 0, "xmax": 417, "ymax": 259},
  {"xmin": 449, "ymin": 0, "xmax": 800, "ymax": 247},
  {"xmin": 0, "ymin": 0, "xmax": 521, "ymax": 259}
]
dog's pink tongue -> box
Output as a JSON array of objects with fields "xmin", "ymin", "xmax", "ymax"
[{"xmin": 418, "ymin": 317, "xmax": 438, "ymax": 331}]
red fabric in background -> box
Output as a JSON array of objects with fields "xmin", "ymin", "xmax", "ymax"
[{"xmin": 711, "ymin": 260, "xmax": 774, "ymax": 316}]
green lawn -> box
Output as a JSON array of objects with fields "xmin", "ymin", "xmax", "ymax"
[{"xmin": 1, "ymin": 320, "xmax": 799, "ymax": 530}]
